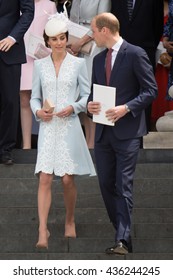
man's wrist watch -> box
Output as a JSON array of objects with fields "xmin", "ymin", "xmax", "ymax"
[{"xmin": 125, "ymin": 104, "xmax": 130, "ymax": 113}]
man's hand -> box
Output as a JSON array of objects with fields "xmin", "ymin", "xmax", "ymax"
[
  {"xmin": 0, "ymin": 37, "xmax": 15, "ymax": 52},
  {"xmin": 87, "ymin": 101, "xmax": 101, "ymax": 115},
  {"xmin": 106, "ymin": 105, "xmax": 128, "ymax": 123}
]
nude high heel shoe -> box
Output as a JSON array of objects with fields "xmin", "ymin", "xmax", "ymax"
[{"xmin": 36, "ymin": 229, "xmax": 50, "ymax": 249}]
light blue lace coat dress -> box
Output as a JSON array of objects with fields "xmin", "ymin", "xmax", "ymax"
[{"xmin": 30, "ymin": 53, "xmax": 96, "ymax": 176}]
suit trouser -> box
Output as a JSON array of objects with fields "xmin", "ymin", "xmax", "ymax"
[
  {"xmin": 0, "ymin": 57, "xmax": 21, "ymax": 155},
  {"xmin": 94, "ymin": 126, "xmax": 140, "ymax": 242}
]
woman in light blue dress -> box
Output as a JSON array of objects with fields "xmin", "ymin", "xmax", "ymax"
[{"xmin": 30, "ymin": 12, "xmax": 96, "ymax": 249}]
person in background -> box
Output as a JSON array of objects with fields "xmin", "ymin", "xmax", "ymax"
[
  {"xmin": 69, "ymin": 0, "xmax": 111, "ymax": 149},
  {"xmin": 0, "ymin": 0, "xmax": 34, "ymax": 165},
  {"xmin": 50, "ymin": 0, "xmax": 72, "ymax": 15},
  {"xmin": 152, "ymin": 0, "xmax": 173, "ymax": 125},
  {"xmin": 30, "ymin": 12, "xmax": 96, "ymax": 249},
  {"xmin": 87, "ymin": 13, "xmax": 157, "ymax": 255},
  {"xmin": 163, "ymin": 0, "xmax": 173, "ymax": 103},
  {"xmin": 20, "ymin": 0, "xmax": 57, "ymax": 149},
  {"xmin": 111, "ymin": 0, "xmax": 163, "ymax": 132}
]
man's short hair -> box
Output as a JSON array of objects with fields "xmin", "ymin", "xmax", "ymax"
[{"xmin": 94, "ymin": 13, "xmax": 120, "ymax": 34}]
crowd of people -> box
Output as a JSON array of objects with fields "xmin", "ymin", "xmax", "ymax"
[{"xmin": 1, "ymin": 0, "xmax": 173, "ymax": 255}]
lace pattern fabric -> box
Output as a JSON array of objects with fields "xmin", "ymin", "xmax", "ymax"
[{"xmin": 32, "ymin": 54, "xmax": 96, "ymax": 177}]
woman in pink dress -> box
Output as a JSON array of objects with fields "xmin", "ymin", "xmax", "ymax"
[{"xmin": 20, "ymin": 0, "xmax": 57, "ymax": 149}]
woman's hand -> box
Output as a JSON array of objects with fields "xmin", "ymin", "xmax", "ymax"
[
  {"xmin": 36, "ymin": 109, "xmax": 54, "ymax": 122},
  {"xmin": 66, "ymin": 46, "xmax": 78, "ymax": 56},
  {"xmin": 163, "ymin": 37, "xmax": 173, "ymax": 53},
  {"xmin": 67, "ymin": 34, "xmax": 92, "ymax": 55},
  {"xmin": 69, "ymin": 41, "xmax": 82, "ymax": 54},
  {"xmin": 56, "ymin": 105, "xmax": 74, "ymax": 118}
]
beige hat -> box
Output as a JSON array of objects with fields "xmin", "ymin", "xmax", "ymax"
[
  {"xmin": 45, "ymin": 17, "xmax": 68, "ymax": 36},
  {"xmin": 45, "ymin": 2, "xmax": 69, "ymax": 37}
]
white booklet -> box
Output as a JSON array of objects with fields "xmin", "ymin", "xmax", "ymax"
[{"xmin": 93, "ymin": 84, "xmax": 116, "ymax": 126}]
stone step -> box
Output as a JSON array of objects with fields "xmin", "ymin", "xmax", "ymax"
[
  {"xmin": 0, "ymin": 208, "xmax": 173, "ymax": 224},
  {"xmin": 0, "ymin": 177, "xmax": 100, "ymax": 193},
  {"xmin": 1, "ymin": 223, "xmax": 172, "ymax": 238},
  {"xmin": 143, "ymin": 132, "xmax": 173, "ymax": 149},
  {"xmin": 1, "ymin": 178, "xmax": 173, "ymax": 194},
  {"xmin": 0, "ymin": 224, "xmax": 114, "ymax": 238},
  {"xmin": 10, "ymin": 148, "xmax": 173, "ymax": 163},
  {"xmin": 1, "ymin": 252, "xmax": 173, "ymax": 260},
  {"xmin": 1, "ymin": 149, "xmax": 172, "ymax": 259},
  {"xmin": 0, "ymin": 237, "xmax": 172, "ymax": 254},
  {"xmin": 1, "ymin": 163, "xmax": 173, "ymax": 178},
  {"xmin": 0, "ymin": 193, "xmax": 173, "ymax": 208},
  {"xmin": 0, "ymin": 193, "xmax": 104, "ymax": 208}
]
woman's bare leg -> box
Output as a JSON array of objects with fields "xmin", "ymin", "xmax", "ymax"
[
  {"xmin": 36, "ymin": 172, "xmax": 53, "ymax": 248},
  {"xmin": 61, "ymin": 174, "xmax": 77, "ymax": 237}
]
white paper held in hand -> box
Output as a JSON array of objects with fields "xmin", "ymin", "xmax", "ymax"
[{"xmin": 93, "ymin": 84, "xmax": 116, "ymax": 126}]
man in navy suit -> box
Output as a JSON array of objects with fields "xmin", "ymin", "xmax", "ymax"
[
  {"xmin": 87, "ymin": 13, "xmax": 157, "ymax": 255},
  {"xmin": 0, "ymin": 0, "xmax": 34, "ymax": 165},
  {"xmin": 111, "ymin": 0, "xmax": 163, "ymax": 131}
]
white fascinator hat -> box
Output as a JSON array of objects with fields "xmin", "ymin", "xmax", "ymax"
[{"xmin": 45, "ymin": 1, "xmax": 70, "ymax": 36}]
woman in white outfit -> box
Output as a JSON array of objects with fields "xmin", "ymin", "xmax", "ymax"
[{"xmin": 30, "ymin": 12, "xmax": 96, "ymax": 249}]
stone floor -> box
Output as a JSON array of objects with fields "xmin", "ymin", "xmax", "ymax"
[{"xmin": 143, "ymin": 132, "xmax": 173, "ymax": 149}]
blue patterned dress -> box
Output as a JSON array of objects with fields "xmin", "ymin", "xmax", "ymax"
[{"xmin": 30, "ymin": 53, "xmax": 96, "ymax": 177}]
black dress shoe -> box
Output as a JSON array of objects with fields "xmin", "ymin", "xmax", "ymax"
[
  {"xmin": 105, "ymin": 241, "xmax": 128, "ymax": 255},
  {"xmin": 0, "ymin": 154, "xmax": 14, "ymax": 165},
  {"xmin": 127, "ymin": 237, "xmax": 133, "ymax": 253}
]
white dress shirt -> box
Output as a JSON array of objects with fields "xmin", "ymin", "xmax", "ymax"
[{"xmin": 111, "ymin": 37, "xmax": 123, "ymax": 68}]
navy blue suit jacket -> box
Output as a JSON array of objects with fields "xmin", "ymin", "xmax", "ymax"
[
  {"xmin": 88, "ymin": 40, "xmax": 158, "ymax": 141},
  {"xmin": 0, "ymin": 0, "xmax": 34, "ymax": 65}
]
